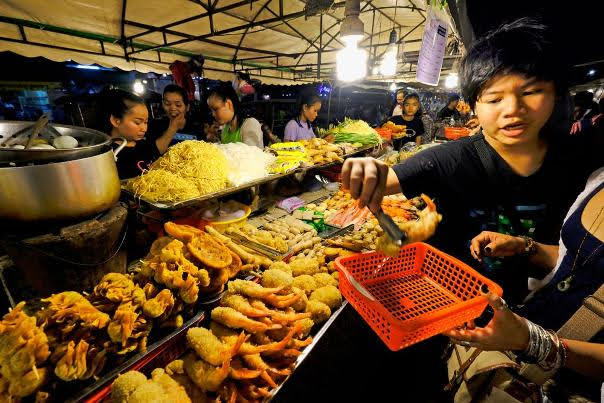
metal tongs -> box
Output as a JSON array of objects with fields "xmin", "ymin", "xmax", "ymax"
[{"xmin": 374, "ymin": 209, "xmax": 407, "ymax": 246}]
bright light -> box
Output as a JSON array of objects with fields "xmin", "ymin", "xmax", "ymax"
[
  {"xmin": 379, "ymin": 45, "xmax": 398, "ymax": 76},
  {"xmin": 133, "ymin": 80, "xmax": 145, "ymax": 94},
  {"xmin": 588, "ymin": 69, "xmax": 596, "ymax": 76},
  {"xmin": 389, "ymin": 82, "xmax": 397, "ymax": 91},
  {"xmin": 444, "ymin": 73, "xmax": 459, "ymax": 89},
  {"xmin": 336, "ymin": 36, "xmax": 367, "ymax": 82},
  {"xmin": 162, "ymin": 73, "xmax": 168, "ymax": 77},
  {"xmin": 372, "ymin": 66, "xmax": 379, "ymax": 75},
  {"xmin": 263, "ymin": 94, "xmax": 270, "ymax": 100},
  {"xmin": 142, "ymin": 79, "xmax": 148, "ymax": 84},
  {"xmin": 74, "ymin": 64, "xmax": 100, "ymax": 70}
]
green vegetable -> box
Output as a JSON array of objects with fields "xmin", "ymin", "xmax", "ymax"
[{"xmin": 331, "ymin": 118, "xmax": 383, "ymax": 146}]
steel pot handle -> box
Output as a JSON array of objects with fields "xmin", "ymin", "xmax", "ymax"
[{"xmin": 112, "ymin": 137, "xmax": 128, "ymax": 161}]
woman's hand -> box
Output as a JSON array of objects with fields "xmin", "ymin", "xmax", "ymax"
[
  {"xmin": 341, "ymin": 157, "xmax": 390, "ymax": 213},
  {"xmin": 469, "ymin": 231, "xmax": 526, "ymax": 262},
  {"xmin": 169, "ymin": 112, "xmax": 186, "ymax": 131},
  {"xmin": 443, "ymin": 292, "xmax": 529, "ymax": 351}
]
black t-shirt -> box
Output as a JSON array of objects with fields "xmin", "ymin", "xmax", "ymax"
[
  {"xmin": 112, "ymin": 139, "xmax": 161, "ymax": 179},
  {"xmin": 146, "ymin": 116, "xmax": 203, "ymax": 142},
  {"xmin": 392, "ymin": 133, "xmax": 590, "ymax": 301},
  {"xmin": 436, "ymin": 106, "xmax": 461, "ymax": 121},
  {"xmin": 388, "ymin": 115, "xmax": 425, "ymax": 150}
]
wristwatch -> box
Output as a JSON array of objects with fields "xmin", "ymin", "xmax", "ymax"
[{"xmin": 519, "ymin": 236, "xmax": 537, "ymax": 257}]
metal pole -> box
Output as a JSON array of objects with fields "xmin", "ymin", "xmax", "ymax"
[{"xmin": 318, "ymin": 14, "xmax": 322, "ymax": 80}]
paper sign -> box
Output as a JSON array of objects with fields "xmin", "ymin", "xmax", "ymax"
[{"xmin": 416, "ymin": 7, "xmax": 449, "ymax": 86}]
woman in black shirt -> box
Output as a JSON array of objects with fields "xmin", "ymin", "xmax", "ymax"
[
  {"xmin": 101, "ymin": 89, "xmax": 169, "ymax": 179},
  {"xmin": 387, "ymin": 93, "xmax": 425, "ymax": 149},
  {"xmin": 147, "ymin": 84, "xmax": 202, "ymax": 143}
]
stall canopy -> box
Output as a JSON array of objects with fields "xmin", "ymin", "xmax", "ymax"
[{"xmin": 0, "ymin": 0, "xmax": 461, "ymax": 85}]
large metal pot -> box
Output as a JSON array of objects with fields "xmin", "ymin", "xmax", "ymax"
[
  {"xmin": 0, "ymin": 148, "xmax": 122, "ymax": 221},
  {"xmin": 0, "ymin": 121, "xmax": 112, "ymax": 164}
]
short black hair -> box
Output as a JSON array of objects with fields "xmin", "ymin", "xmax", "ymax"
[
  {"xmin": 163, "ymin": 84, "xmax": 189, "ymax": 106},
  {"xmin": 447, "ymin": 94, "xmax": 460, "ymax": 104},
  {"xmin": 403, "ymin": 93, "xmax": 423, "ymax": 116},
  {"xmin": 460, "ymin": 18, "xmax": 567, "ymax": 109}
]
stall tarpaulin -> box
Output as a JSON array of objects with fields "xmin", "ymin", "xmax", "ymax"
[{"xmin": 0, "ymin": 0, "xmax": 456, "ymax": 84}]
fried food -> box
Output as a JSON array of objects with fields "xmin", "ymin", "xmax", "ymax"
[
  {"xmin": 0, "ymin": 302, "xmax": 50, "ymax": 399},
  {"xmin": 89, "ymin": 273, "xmax": 146, "ymax": 313},
  {"xmin": 289, "ymin": 258, "xmax": 320, "ymax": 277},
  {"xmin": 164, "ymin": 222, "xmax": 204, "ymax": 243},
  {"xmin": 201, "ymin": 268, "xmax": 229, "ymax": 295},
  {"xmin": 111, "ymin": 371, "xmax": 147, "ymax": 403},
  {"xmin": 40, "ymin": 291, "xmax": 110, "ymax": 329},
  {"xmin": 211, "ymin": 307, "xmax": 280, "ymax": 334},
  {"xmin": 183, "ymin": 332, "xmax": 245, "ymax": 393},
  {"xmin": 260, "ymin": 269, "xmax": 293, "ymax": 289},
  {"xmin": 221, "ymin": 294, "xmax": 270, "ymax": 318},
  {"xmin": 149, "ymin": 236, "xmax": 174, "ymax": 257},
  {"xmin": 108, "ymin": 302, "xmax": 139, "ymax": 347},
  {"xmin": 187, "ymin": 233, "xmax": 232, "ymax": 269},
  {"xmin": 267, "ymin": 261, "xmax": 292, "ymax": 274},
  {"xmin": 53, "ymin": 339, "xmax": 89, "ymax": 381},
  {"xmin": 143, "ymin": 289, "xmax": 175, "ymax": 319},
  {"xmin": 186, "ymin": 327, "xmax": 230, "ymax": 366},
  {"xmin": 111, "ymin": 369, "xmax": 192, "ymax": 403},
  {"xmin": 225, "ymin": 251, "xmax": 242, "ymax": 279},
  {"xmin": 305, "ymin": 300, "xmax": 331, "ymax": 324},
  {"xmin": 309, "ymin": 286, "xmax": 342, "ymax": 310},
  {"xmin": 291, "ymin": 275, "xmax": 317, "ymax": 296},
  {"xmin": 313, "ymin": 273, "xmax": 338, "ymax": 288},
  {"xmin": 289, "ymin": 287, "xmax": 308, "ymax": 312}
]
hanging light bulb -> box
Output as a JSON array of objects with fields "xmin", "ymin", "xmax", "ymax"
[
  {"xmin": 444, "ymin": 73, "xmax": 459, "ymax": 89},
  {"xmin": 133, "ymin": 80, "xmax": 145, "ymax": 94},
  {"xmin": 379, "ymin": 29, "xmax": 398, "ymax": 76},
  {"xmin": 337, "ymin": 0, "xmax": 367, "ymax": 82}
]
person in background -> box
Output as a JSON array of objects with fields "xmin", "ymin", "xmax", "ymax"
[
  {"xmin": 436, "ymin": 94, "xmax": 462, "ymax": 121},
  {"xmin": 100, "ymin": 89, "xmax": 159, "ymax": 179},
  {"xmin": 387, "ymin": 93, "xmax": 425, "ymax": 147},
  {"xmin": 391, "ymin": 89, "xmax": 405, "ymax": 116},
  {"xmin": 207, "ymin": 83, "xmax": 263, "ymax": 148},
  {"xmin": 570, "ymin": 90, "xmax": 600, "ymax": 135},
  {"xmin": 284, "ymin": 93, "xmax": 321, "ymax": 142},
  {"xmin": 147, "ymin": 84, "xmax": 201, "ymax": 144},
  {"xmin": 261, "ymin": 123, "xmax": 281, "ymax": 145},
  {"xmin": 169, "ymin": 55, "xmax": 204, "ymax": 102},
  {"xmin": 232, "ymin": 71, "xmax": 256, "ymax": 99}
]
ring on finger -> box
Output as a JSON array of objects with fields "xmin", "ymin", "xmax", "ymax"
[{"xmin": 496, "ymin": 298, "xmax": 509, "ymax": 311}]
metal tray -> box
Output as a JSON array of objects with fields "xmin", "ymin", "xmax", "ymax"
[
  {"xmin": 120, "ymin": 146, "xmax": 379, "ymax": 211},
  {"xmin": 69, "ymin": 310, "xmax": 205, "ymax": 402}
]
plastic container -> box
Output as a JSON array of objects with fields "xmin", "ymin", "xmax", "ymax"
[
  {"xmin": 335, "ymin": 242, "xmax": 502, "ymax": 351},
  {"xmin": 444, "ymin": 127, "xmax": 470, "ymax": 140},
  {"xmin": 205, "ymin": 202, "xmax": 252, "ymax": 231}
]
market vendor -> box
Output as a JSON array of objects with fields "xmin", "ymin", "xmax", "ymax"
[
  {"xmin": 436, "ymin": 94, "xmax": 462, "ymax": 122},
  {"xmin": 207, "ymin": 84, "xmax": 263, "ymax": 148},
  {"xmin": 147, "ymin": 84, "xmax": 202, "ymax": 143},
  {"xmin": 341, "ymin": 19, "xmax": 598, "ymax": 303},
  {"xmin": 284, "ymin": 93, "xmax": 321, "ymax": 142},
  {"xmin": 386, "ymin": 93, "xmax": 425, "ymax": 148},
  {"xmin": 102, "ymin": 89, "xmax": 166, "ymax": 179}
]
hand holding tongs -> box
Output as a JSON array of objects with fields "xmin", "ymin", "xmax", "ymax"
[{"xmin": 374, "ymin": 209, "xmax": 407, "ymax": 246}]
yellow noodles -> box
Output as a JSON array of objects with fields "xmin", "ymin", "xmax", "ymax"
[{"xmin": 127, "ymin": 169, "xmax": 200, "ymax": 203}]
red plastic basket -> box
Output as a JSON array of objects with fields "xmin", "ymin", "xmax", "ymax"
[{"xmin": 335, "ymin": 243, "xmax": 502, "ymax": 351}]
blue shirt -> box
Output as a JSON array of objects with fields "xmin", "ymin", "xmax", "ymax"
[{"xmin": 284, "ymin": 118, "xmax": 316, "ymax": 142}]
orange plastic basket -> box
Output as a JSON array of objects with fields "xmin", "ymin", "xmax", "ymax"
[{"xmin": 335, "ymin": 243, "xmax": 502, "ymax": 351}]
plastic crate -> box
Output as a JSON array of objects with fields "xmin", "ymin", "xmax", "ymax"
[{"xmin": 335, "ymin": 243, "xmax": 502, "ymax": 351}]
